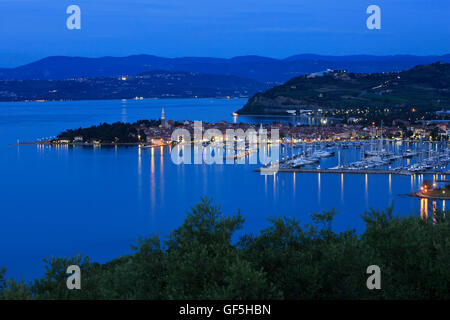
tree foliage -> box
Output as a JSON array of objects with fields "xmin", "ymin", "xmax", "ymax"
[
  {"xmin": 57, "ymin": 122, "xmax": 144, "ymax": 143},
  {"xmin": 1, "ymin": 198, "xmax": 449, "ymax": 300}
]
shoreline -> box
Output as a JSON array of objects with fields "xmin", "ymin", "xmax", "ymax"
[
  {"xmin": 235, "ymin": 113, "xmax": 342, "ymax": 120},
  {"xmin": 12, "ymin": 141, "xmax": 171, "ymax": 147},
  {"xmin": 0, "ymin": 96, "xmax": 249, "ymax": 104}
]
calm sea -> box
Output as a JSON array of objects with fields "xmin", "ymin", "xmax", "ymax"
[{"xmin": 0, "ymin": 98, "xmax": 441, "ymax": 280}]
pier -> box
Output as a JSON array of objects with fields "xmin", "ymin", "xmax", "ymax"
[{"xmin": 254, "ymin": 167, "xmax": 450, "ymax": 176}]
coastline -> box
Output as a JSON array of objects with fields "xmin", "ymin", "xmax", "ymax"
[
  {"xmin": 235, "ymin": 113, "xmax": 340, "ymax": 119},
  {"xmin": 12, "ymin": 141, "xmax": 171, "ymax": 147},
  {"xmin": 0, "ymin": 96, "xmax": 248, "ymax": 104}
]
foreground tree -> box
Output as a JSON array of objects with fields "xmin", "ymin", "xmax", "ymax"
[{"xmin": 0, "ymin": 199, "xmax": 449, "ymax": 299}]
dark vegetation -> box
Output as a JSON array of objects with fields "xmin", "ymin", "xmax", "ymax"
[
  {"xmin": 56, "ymin": 120, "xmax": 160, "ymax": 143},
  {"xmin": 237, "ymin": 63, "xmax": 450, "ymax": 124},
  {"xmin": 1, "ymin": 198, "xmax": 449, "ymax": 300}
]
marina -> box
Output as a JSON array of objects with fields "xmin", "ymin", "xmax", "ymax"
[{"xmin": 265, "ymin": 138, "xmax": 450, "ymax": 176}]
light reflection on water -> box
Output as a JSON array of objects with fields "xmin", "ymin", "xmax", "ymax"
[
  {"xmin": 420, "ymin": 198, "xmax": 429, "ymax": 219},
  {"xmin": 365, "ymin": 174, "xmax": 368, "ymax": 205},
  {"xmin": 140, "ymin": 143, "xmax": 447, "ymax": 214},
  {"xmin": 292, "ymin": 172, "xmax": 296, "ymax": 195},
  {"xmin": 389, "ymin": 174, "xmax": 392, "ymax": 194},
  {"xmin": 420, "ymin": 198, "xmax": 441, "ymax": 224},
  {"xmin": 318, "ymin": 173, "xmax": 321, "ymax": 202}
]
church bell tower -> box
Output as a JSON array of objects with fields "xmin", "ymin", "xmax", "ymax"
[{"xmin": 161, "ymin": 107, "xmax": 166, "ymax": 128}]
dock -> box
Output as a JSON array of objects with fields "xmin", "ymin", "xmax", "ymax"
[{"xmin": 254, "ymin": 167, "xmax": 450, "ymax": 176}]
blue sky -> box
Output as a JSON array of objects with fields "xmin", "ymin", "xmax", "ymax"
[{"xmin": 0, "ymin": 0, "xmax": 448, "ymax": 67}]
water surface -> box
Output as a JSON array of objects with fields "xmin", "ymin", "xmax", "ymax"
[{"xmin": 0, "ymin": 98, "xmax": 440, "ymax": 280}]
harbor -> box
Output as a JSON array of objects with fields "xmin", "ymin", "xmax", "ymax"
[{"xmin": 261, "ymin": 136, "xmax": 450, "ymax": 176}]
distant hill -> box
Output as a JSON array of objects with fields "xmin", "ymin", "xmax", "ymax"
[
  {"xmin": 0, "ymin": 70, "xmax": 268, "ymax": 102},
  {"xmin": 236, "ymin": 62, "xmax": 450, "ymax": 119},
  {"xmin": 0, "ymin": 54, "xmax": 449, "ymax": 83}
]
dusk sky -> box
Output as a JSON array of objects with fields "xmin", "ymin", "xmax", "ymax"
[{"xmin": 0, "ymin": 0, "xmax": 448, "ymax": 67}]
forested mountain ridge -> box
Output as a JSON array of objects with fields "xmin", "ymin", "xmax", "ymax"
[
  {"xmin": 236, "ymin": 62, "xmax": 450, "ymax": 121},
  {"xmin": 1, "ymin": 54, "xmax": 449, "ymax": 83}
]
